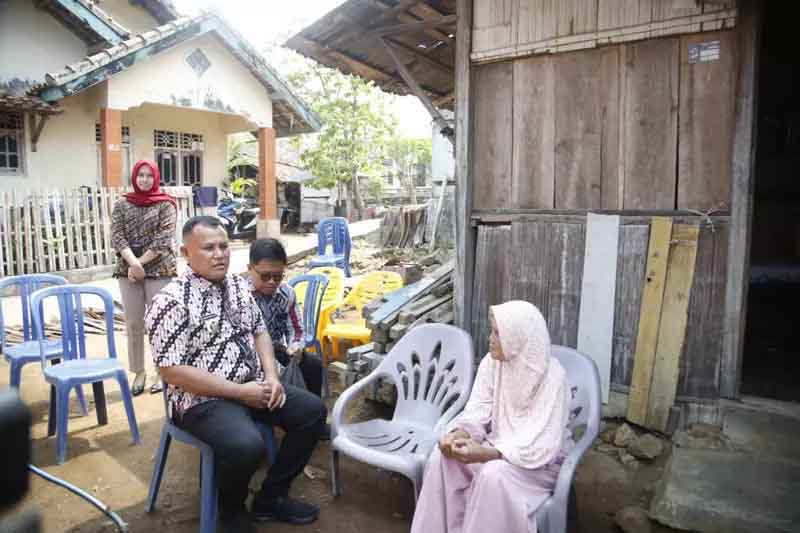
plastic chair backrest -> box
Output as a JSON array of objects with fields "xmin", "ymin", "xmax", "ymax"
[
  {"xmin": 317, "ymin": 217, "xmax": 351, "ymax": 259},
  {"xmin": 31, "ymin": 285, "xmax": 119, "ymax": 367},
  {"xmin": 374, "ymin": 323, "xmax": 474, "ymax": 432},
  {"xmin": 0, "ymin": 274, "xmax": 67, "ymax": 350},
  {"xmin": 299, "ymin": 267, "xmax": 345, "ymax": 310},
  {"xmin": 345, "ymin": 271, "xmax": 404, "ymax": 312},
  {"xmin": 550, "ymin": 345, "xmax": 602, "ymax": 446},
  {"xmin": 287, "ymin": 274, "xmax": 329, "ymax": 344}
]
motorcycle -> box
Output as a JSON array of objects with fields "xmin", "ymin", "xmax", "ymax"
[{"xmin": 217, "ymin": 189, "xmax": 259, "ymax": 240}]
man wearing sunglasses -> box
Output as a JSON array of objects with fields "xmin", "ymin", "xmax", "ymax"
[{"xmin": 247, "ymin": 240, "xmax": 327, "ymax": 418}]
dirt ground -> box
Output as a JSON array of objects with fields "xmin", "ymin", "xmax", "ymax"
[{"xmin": 1, "ymin": 242, "xmax": 678, "ymax": 532}]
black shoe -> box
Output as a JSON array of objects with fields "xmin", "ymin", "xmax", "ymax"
[
  {"xmin": 320, "ymin": 423, "xmax": 331, "ymax": 441},
  {"xmin": 252, "ymin": 496, "xmax": 320, "ymax": 525},
  {"xmin": 219, "ymin": 510, "xmax": 257, "ymax": 533}
]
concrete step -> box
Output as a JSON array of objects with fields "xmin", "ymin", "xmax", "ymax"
[
  {"xmin": 723, "ymin": 403, "xmax": 800, "ymax": 462},
  {"xmin": 650, "ymin": 448, "xmax": 800, "ymax": 533}
]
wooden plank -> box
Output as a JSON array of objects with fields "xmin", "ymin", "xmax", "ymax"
[
  {"xmin": 722, "ymin": 0, "xmax": 759, "ymax": 399},
  {"xmin": 472, "ymin": 0, "xmax": 515, "ymax": 53},
  {"xmin": 679, "ymin": 221, "xmax": 728, "ymax": 399},
  {"xmin": 611, "ymin": 223, "xmax": 649, "ymax": 389},
  {"xmin": 42, "ymin": 192, "xmax": 57, "ymax": 271},
  {"xmin": 472, "ymin": 61, "xmax": 513, "ymax": 210},
  {"xmin": 25, "ymin": 193, "xmax": 37, "ymax": 273},
  {"xmin": 647, "ymin": 223, "xmax": 700, "ymax": 432},
  {"xmin": 624, "ymin": 38, "xmax": 680, "ymax": 209},
  {"xmin": 577, "ymin": 214, "xmax": 621, "ymax": 402},
  {"xmin": 72, "ymin": 190, "xmax": 86, "ymax": 269},
  {"xmin": 471, "ymin": 224, "xmax": 512, "ymax": 358},
  {"xmin": 544, "ymin": 221, "xmax": 586, "ymax": 346},
  {"xmin": 0, "ymin": 193, "xmax": 6, "ymax": 277},
  {"xmin": 512, "ymin": 55, "xmax": 555, "ymax": 209},
  {"xmin": 598, "ymin": 0, "xmax": 653, "ymax": 30},
  {"xmin": 677, "ymin": 31, "xmax": 737, "ymax": 211},
  {"xmin": 652, "ymin": 0, "xmax": 702, "ymax": 21},
  {"xmin": 554, "ymin": 46, "xmax": 620, "ymax": 209},
  {"xmin": 454, "ymin": 0, "xmax": 475, "ymax": 332},
  {"xmin": 92, "ymin": 188, "xmax": 103, "ymax": 266},
  {"xmin": 101, "ymin": 188, "xmax": 113, "ymax": 265},
  {"xmin": 2, "ymin": 192, "xmax": 13, "ymax": 275},
  {"xmin": 515, "ymin": 0, "xmax": 559, "ymax": 45},
  {"xmin": 557, "ymin": 0, "xmax": 598, "ymax": 36},
  {"xmin": 12, "ymin": 191, "xmax": 23, "ymax": 276},
  {"xmin": 508, "ymin": 220, "xmax": 550, "ymax": 315},
  {"xmin": 627, "ymin": 217, "xmax": 673, "ymax": 425},
  {"xmin": 52, "ymin": 190, "xmax": 67, "ymax": 271}
]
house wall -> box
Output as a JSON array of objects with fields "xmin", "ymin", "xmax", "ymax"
[
  {"xmin": 472, "ymin": 0, "xmax": 737, "ymax": 62},
  {"xmin": 98, "ymin": 0, "xmax": 160, "ymax": 33},
  {"xmin": 0, "ymin": 0, "xmax": 87, "ymax": 90},
  {"xmin": 107, "ymin": 33, "xmax": 273, "ymax": 128},
  {"xmin": 0, "ymin": 93, "xmax": 245, "ymax": 192}
]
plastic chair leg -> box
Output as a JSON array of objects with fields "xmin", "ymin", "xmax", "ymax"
[
  {"xmin": 145, "ymin": 427, "xmax": 172, "ymax": 512},
  {"xmin": 117, "ymin": 372, "xmax": 141, "ymax": 444},
  {"xmin": 330, "ymin": 449, "xmax": 341, "ymax": 497},
  {"xmin": 55, "ymin": 386, "xmax": 71, "ymax": 465},
  {"xmin": 9, "ymin": 360, "xmax": 22, "ymax": 388},
  {"xmin": 92, "ymin": 382, "xmax": 107, "ymax": 425},
  {"xmin": 47, "ymin": 385, "xmax": 57, "ymax": 437},
  {"xmin": 199, "ymin": 449, "xmax": 218, "ymax": 533},
  {"xmin": 74, "ymin": 385, "xmax": 89, "ymax": 416}
]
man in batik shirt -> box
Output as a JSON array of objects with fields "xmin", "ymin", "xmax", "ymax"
[{"xmin": 145, "ymin": 216, "xmax": 324, "ymax": 532}]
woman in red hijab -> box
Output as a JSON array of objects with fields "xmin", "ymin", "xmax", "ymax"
[{"xmin": 111, "ymin": 160, "xmax": 177, "ymax": 396}]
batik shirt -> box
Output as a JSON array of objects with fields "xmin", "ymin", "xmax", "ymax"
[
  {"xmin": 145, "ymin": 268, "xmax": 267, "ymax": 417},
  {"xmin": 248, "ymin": 279, "xmax": 305, "ymax": 349},
  {"xmin": 110, "ymin": 199, "xmax": 177, "ymax": 279}
]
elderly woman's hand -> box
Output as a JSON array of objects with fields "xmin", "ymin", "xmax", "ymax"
[
  {"xmin": 439, "ymin": 429, "xmax": 470, "ymax": 458},
  {"xmin": 451, "ymin": 438, "xmax": 502, "ymax": 464}
]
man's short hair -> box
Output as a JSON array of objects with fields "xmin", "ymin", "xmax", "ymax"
[
  {"xmin": 249, "ymin": 238, "xmax": 287, "ymax": 265},
  {"xmin": 182, "ymin": 216, "xmax": 223, "ymax": 241}
]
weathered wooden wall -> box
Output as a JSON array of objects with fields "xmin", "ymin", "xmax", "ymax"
[
  {"xmin": 471, "ymin": 31, "xmax": 737, "ymax": 213},
  {"xmin": 471, "ymin": 215, "xmax": 729, "ymax": 400},
  {"xmin": 473, "ymin": 0, "xmax": 737, "ymax": 61}
]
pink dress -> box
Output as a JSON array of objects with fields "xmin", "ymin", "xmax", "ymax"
[{"xmin": 411, "ymin": 301, "xmax": 572, "ymax": 533}]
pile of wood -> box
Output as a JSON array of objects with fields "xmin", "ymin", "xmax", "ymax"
[
  {"xmin": 1, "ymin": 308, "xmax": 125, "ymax": 344},
  {"xmin": 380, "ymin": 204, "xmax": 431, "ymax": 248},
  {"xmin": 331, "ymin": 260, "xmax": 454, "ymax": 405}
]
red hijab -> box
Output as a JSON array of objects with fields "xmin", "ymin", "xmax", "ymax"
[{"xmin": 125, "ymin": 160, "xmax": 176, "ymax": 209}]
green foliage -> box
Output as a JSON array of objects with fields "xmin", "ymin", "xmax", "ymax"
[
  {"xmin": 387, "ymin": 136, "xmax": 432, "ymax": 186},
  {"xmin": 281, "ymin": 57, "xmax": 397, "ymax": 191}
]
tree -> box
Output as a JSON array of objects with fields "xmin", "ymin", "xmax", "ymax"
[
  {"xmin": 387, "ymin": 137, "xmax": 432, "ymax": 204},
  {"xmin": 279, "ymin": 55, "xmax": 398, "ymax": 219}
]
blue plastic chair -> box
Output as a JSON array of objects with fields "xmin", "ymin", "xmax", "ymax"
[
  {"xmin": 146, "ymin": 392, "xmax": 278, "ymax": 533},
  {"xmin": 287, "ymin": 273, "xmax": 330, "ymax": 396},
  {"xmin": 31, "ymin": 285, "xmax": 141, "ymax": 464},
  {"xmin": 0, "ymin": 274, "xmax": 88, "ymax": 416},
  {"xmin": 308, "ymin": 217, "xmax": 352, "ymax": 277}
]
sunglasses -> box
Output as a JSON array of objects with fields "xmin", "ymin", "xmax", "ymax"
[{"xmin": 252, "ymin": 270, "xmax": 284, "ymax": 283}]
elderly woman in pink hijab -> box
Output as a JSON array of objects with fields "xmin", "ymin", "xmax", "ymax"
[{"xmin": 411, "ymin": 300, "xmax": 572, "ymax": 533}]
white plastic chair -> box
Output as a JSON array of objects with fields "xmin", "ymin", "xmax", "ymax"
[
  {"xmin": 535, "ymin": 345, "xmax": 602, "ymax": 533},
  {"xmin": 329, "ymin": 323, "xmax": 474, "ymax": 500}
]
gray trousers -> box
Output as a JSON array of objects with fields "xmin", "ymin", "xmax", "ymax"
[{"xmin": 118, "ymin": 277, "xmax": 171, "ymax": 374}]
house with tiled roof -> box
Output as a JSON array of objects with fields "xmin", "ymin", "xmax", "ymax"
[{"xmin": 0, "ymin": 0, "xmax": 320, "ymax": 236}]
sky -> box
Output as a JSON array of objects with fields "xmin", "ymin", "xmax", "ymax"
[{"xmin": 171, "ymin": 0, "xmax": 432, "ymax": 138}]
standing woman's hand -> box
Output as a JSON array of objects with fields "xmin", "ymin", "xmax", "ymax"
[{"xmin": 129, "ymin": 260, "xmax": 146, "ymax": 282}]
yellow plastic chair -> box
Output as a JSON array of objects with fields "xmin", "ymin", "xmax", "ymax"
[
  {"xmin": 321, "ymin": 271, "xmax": 404, "ymax": 362},
  {"xmin": 293, "ymin": 266, "xmax": 345, "ymax": 353}
]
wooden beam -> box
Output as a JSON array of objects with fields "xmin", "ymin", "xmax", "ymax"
[
  {"xmin": 258, "ymin": 127, "xmax": 277, "ymax": 220},
  {"xmin": 454, "ymin": 0, "xmax": 474, "ymax": 331},
  {"xmin": 382, "ymin": 36, "xmax": 454, "ymax": 75},
  {"xmin": 328, "ymin": 0, "xmax": 419, "ymax": 48},
  {"xmin": 29, "ymin": 114, "xmax": 50, "ymax": 152},
  {"xmin": 722, "ymin": 0, "xmax": 761, "ymax": 399},
  {"xmin": 370, "ymin": 15, "xmax": 458, "ymax": 38},
  {"xmin": 99, "ymin": 108, "xmax": 123, "ymax": 187},
  {"xmin": 379, "ymin": 38, "xmax": 452, "ymax": 137},
  {"xmin": 366, "ymin": 0, "xmax": 454, "ymax": 43},
  {"xmin": 433, "ymin": 91, "xmax": 455, "ymax": 106},
  {"xmin": 294, "ymin": 36, "xmax": 393, "ymax": 82}
]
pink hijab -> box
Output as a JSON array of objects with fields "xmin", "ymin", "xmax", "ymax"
[{"xmin": 449, "ymin": 301, "xmax": 569, "ymax": 469}]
